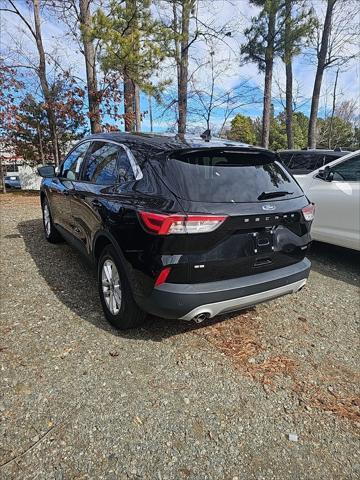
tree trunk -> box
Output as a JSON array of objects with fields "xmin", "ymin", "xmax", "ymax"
[
  {"xmin": 124, "ymin": 74, "xmax": 135, "ymax": 132},
  {"xmin": 37, "ymin": 123, "xmax": 45, "ymax": 164},
  {"xmin": 261, "ymin": 2, "xmax": 276, "ymax": 149},
  {"xmin": 123, "ymin": 0, "xmax": 138, "ymax": 132},
  {"xmin": 261, "ymin": 61, "xmax": 273, "ymax": 149},
  {"xmin": 135, "ymin": 85, "xmax": 141, "ymax": 132},
  {"xmin": 172, "ymin": 1, "xmax": 181, "ymax": 90},
  {"xmin": 0, "ymin": 154, "xmax": 6, "ymax": 194},
  {"xmin": 308, "ymin": 0, "xmax": 337, "ymax": 148},
  {"xmin": 284, "ymin": 0, "xmax": 294, "ymax": 149},
  {"xmin": 285, "ymin": 61, "xmax": 293, "ymax": 148},
  {"xmin": 328, "ymin": 67, "xmax": 339, "ymax": 149},
  {"xmin": 33, "ymin": 0, "xmax": 60, "ymax": 166},
  {"xmin": 79, "ymin": 0, "xmax": 101, "ymax": 133},
  {"xmin": 178, "ymin": 0, "xmax": 194, "ymax": 139},
  {"xmin": 148, "ymin": 94, "xmax": 153, "ymax": 132},
  {"xmin": 206, "ymin": 50, "xmax": 215, "ymax": 133}
]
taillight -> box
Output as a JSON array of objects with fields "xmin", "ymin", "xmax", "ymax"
[
  {"xmin": 302, "ymin": 203, "xmax": 315, "ymax": 221},
  {"xmin": 139, "ymin": 211, "xmax": 227, "ymax": 235},
  {"xmin": 154, "ymin": 266, "xmax": 172, "ymax": 286}
]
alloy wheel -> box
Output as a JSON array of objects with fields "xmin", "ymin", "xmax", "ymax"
[
  {"xmin": 101, "ymin": 259, "xmax": 122, "ymax": 315},
  {"xmin": 43, "ymin": 204, "xmax": 51, "ymax": 236}
]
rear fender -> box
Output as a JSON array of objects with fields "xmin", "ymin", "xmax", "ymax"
[{"xmin": 92, "ymin": 230, "xmax": 136, "ymax": 288}]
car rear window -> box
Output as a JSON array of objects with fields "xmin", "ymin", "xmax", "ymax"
[{"xmin": 160, "ymin": 150, "xmax": 303, "ymax": 203}]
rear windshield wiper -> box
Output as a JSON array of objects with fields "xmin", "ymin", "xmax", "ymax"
[{"xmin": 257, "ymin": 191, "xmax": 293, "ymax": 200}]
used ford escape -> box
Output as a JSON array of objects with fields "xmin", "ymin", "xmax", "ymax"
[{"xmin": 38, "ymin": 133, "xmax": 313, "ymax": 329}]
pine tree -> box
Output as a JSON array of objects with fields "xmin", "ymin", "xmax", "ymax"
[
  {"xmin": 79, "ymin": 0, "xmax": 102, "ymax": 133},
  {"xmin": 227, "ymin": 114, "xmax": 257, "ymax": 144},
  {"xmin": 279, "ymin": 1, "xmax": 315, "ymax": 148},
  {"xmin": 308, "ymin": 0, "xmax": 337, "ymax": 148},
  {"xmin": 241, "ymin": 0, "xmax": 282, "ymax": 148},
  {"xmin": 91, "ymin": 0, "xmax": 171, "ymax": 131}
]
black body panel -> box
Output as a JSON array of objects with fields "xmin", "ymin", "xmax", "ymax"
[
  {"xmin": 137, "ymin": 259, "xmax": 311, "ymax": 319},
  {"xmin": 40, "ymin": 133, "xmax": 312, "ymax": 319}
]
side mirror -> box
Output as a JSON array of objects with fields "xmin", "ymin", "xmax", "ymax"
[
  {"xmin": 37, "ymin": 165, "xmax": 55, "ymax": 178},
  {"xmin": 317, "ymin": 166, "xmax": 334, "ymax": 182},
  {"xmin": 317, "ymin": 169, "xmax": 325, "ymax": 179}
]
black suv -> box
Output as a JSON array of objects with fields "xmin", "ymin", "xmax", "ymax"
[
  {"xmin": 38, "ymin": 133, "xmax": 313, "ymax": 329},
  {"xmin": 278, "ymin": 148, "xmax": 349, "ymax": 175}
]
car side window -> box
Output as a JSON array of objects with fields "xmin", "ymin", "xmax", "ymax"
[
  {"xmin": 82, "ymin": 141, "xmax": 135, "ymax": 185},
  {"xmin": 82, "ymin": 142, "xmax": 119, "ymax": 185},
  {"xmin": 331, "ymin": 156, "xmax": 360, "ymax": 181},
  {"xmin": 310, "ymin": 154, "xmax": 325, "ymax": 171},
  {"xmin": 289, "ymin": 153, "xmax": 309, "ymax": 170},
  {"xmin": 323, "ymin": 154, "xmax": 336, "ymax": 168},
  {"xmin": 278, "ymin": 153, "xmax": 291, "ymax": 166},
  {"xmin": 118, "ymin": 148, "xmax": 135, "ymax": 183},
  {"xmin": 60, "ymin": 142, "xmax": 89, "ymax": 180}
]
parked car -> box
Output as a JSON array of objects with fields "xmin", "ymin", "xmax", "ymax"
[
  {"xmin": 38, "ymin": 133, "xmax": 313, "ymax": 329},
  {"xmin": 296, "ymin": 150, "xmax": 360, "ymax": 251},
  {"xmin": 4, "ymin": 174, "xmax": 21, "ymax": 189},
  {"xmin": 278, "ymin": 149, "xmax": 349, "ymax": 179}
]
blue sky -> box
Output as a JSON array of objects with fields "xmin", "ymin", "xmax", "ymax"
[{"xmin": 1, "ymin": 0, "xmax": 359, "ymax": 133}]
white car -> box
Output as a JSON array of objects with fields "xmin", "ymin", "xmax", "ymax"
[{"xmin": 296, "ymin": 150, "xmax": 360, "ymax": 251}]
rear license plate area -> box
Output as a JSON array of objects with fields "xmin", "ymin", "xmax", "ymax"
[{"xmin": 250, "ymin": 230, "xmax": 274, "ymax": 255}]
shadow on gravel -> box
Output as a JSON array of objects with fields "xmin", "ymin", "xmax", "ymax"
[
  {"xmin": 308, "ymin": 241, "xmax": 360, "ymax": 287},
  {"xmin": 17, "ymin": 219, "xmax": 359, "ymax": 342},
  {"xmin": 18, "ymin": 219, "xmax": 235, "ymax": 341}
]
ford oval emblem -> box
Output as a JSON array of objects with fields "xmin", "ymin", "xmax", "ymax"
[{"xmin": 262, "ymin": 204, "xmax": 276, "ymax": 211}]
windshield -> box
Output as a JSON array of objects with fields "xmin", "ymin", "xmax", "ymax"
[{"xmin": 160, "ymin": 150, "xmax": 303, "ymax": 203}]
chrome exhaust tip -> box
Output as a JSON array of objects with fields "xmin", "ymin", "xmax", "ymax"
[{"xmin": 192, "ymin": 312, "xmax": 210, "ymax": 324}]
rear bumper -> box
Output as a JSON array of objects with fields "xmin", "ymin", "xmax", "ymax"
[
  {"xmin": 136, "ymin": 258, "xmax": 311, "ymax": 320},
  {"xmin": 180, "ymin": 278, "xmax": 306, "ymax": 320}
]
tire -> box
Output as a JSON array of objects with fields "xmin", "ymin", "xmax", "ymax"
[
  {"xmin": 42, "ymin": 198, "xmax": 62, "ymax": 243},
  {"xmin": 98, "ymin": 244, "xmax": 146, "ymax": 329}
]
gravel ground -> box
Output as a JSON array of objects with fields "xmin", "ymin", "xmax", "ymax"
[{"xmin": 0, "ymin": 192, "xmax": 359, "ymax": 480}]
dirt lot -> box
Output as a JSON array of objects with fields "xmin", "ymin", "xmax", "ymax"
[{"xmin": 0, "ymin": 192, "xmax": 359, "ymax": 480}]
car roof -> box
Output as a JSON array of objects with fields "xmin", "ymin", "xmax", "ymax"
[
  {"xmin": 83, "ymin": 132, "xmax": 259, "ymax": 152},
  {"xmin": 278, "ymin": 149, "xmax": 349, "ymax": 156},
  {"xmin": 75, "ymin": 132, "xmax": 278, "ymax": 166}
]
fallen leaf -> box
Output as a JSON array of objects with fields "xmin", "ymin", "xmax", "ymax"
[
  {"xmin": 60, "ymin": 348, "xmax": 72, "ymax": 359},
  {"xmin": 133, "ymin": 416, "xmax": 143, "ymax": 425},
  {"xmin": 178, "ymin": 468, "xmax": 191, "ymax": 478}
]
